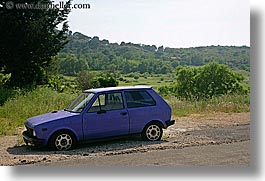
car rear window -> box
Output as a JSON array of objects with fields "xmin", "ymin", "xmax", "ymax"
[{"xmin": 125, "ymin": 90, "xmax": 156, "ymax": 108}]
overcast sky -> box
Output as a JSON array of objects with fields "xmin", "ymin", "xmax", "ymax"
[{"xmin": 64, "ymin": 0, "xmax": 250, "ymax": 48}]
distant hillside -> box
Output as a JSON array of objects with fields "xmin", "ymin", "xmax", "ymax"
[{"xmin": 57, "ymin": 32, "xmax": 250, "ymax": 76}]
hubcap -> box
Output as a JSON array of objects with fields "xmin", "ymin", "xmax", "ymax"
[
  {"xmin": 146, "ymin": 125, "xmax": 161, "ymax": 141},
  {"xmin": 55, "ymin": 134, "xmax": 72, "ymax": 150}
]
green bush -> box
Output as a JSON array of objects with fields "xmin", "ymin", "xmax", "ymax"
[
  {"xmin": 119, "ymin": 77, "xmax": 125, "ymax": 81},
  {"xmin": 158, "ymin": 85, "xmax": 177, "ymax": 97},
  {"xmin": 0, "ymin": 73, "xmax": 11, "ymax": 86},
  {"xmin": 47, "ymin": 74, "xmax": 64, "ymax": 92},
  {"xmin": 76, "ymin": 71, "xmax": 119, "ymax": 90},
  {"xmin": 93, "ymin": 76, "xmax": 119, "ymax": 88},
  {"xmin": 174, "ymin": 62, "xmax": 248, "ymax": 100},
  {"xmin": 76, "ymin": 71, "xmax": 95, "ymax": 90},
  {"xmin": 134, "ymin": 75, "xmax": 139, "ymax": 80},
  {"xmin": 0, "ymin": 87, "xmax": 19, "ymax": 106}
]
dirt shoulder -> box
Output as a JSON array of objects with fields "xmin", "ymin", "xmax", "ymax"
[{"xmin": 0, "ymin": 112, "xmax": 250, "ymax": 166}]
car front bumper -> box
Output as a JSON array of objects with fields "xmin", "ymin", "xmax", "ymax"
[
  {"xmin": 22, "ymin": 131, "xmax": 45, "ymax": 147},
  {"xmin": 165, "ymin": 120, "xmax": 175, "ymax": 127}
]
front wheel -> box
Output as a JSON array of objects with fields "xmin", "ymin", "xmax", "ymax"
[
  {"xmin": 49, "ymin": 131, "xmax": 76, "ymax": 151},
  {"xmin": 142, "ymin": 123, "xmax": 163, "ymax": 141}
]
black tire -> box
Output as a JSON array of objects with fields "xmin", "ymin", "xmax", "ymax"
[
  {"xmin": 49, "ymin": 130, "xmax": 76, "ymax": 151},
  {"xmin": 141, "ymin": 122, "xmax": 163, "ymax": 141}
]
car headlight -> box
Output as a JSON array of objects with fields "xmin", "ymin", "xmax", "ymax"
[{"xmin": 32, "ymin": 130, "xmax": 36, "ymax": 137}]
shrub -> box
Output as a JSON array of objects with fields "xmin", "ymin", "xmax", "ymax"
[
  {"xmin": 0, "ymin": 73, "xmax": 11, "ymax": 86},
  {"xmin": 0, "ymin": 87, "xmax": 17, "ymax": 105},
  {"xmin": 134, "ymin": 75, "xmax": 139, "ymax": 80},
  {"xmin": 119, "ymin": 77, "xmax": 125, "ymax": 81},
  {"xmin": 76, "ymin": 71, "xmax": 95, "ymax": 90},
  {"xmin": 175, "ymin": 62, "xmax": 248, "ymax": 100},
  {"xmin": 47, "ymin": 74, "xmax": 64, "ymax": 92},
  {"xmin": 76, "ymin": 71, "xmax": 119, "ymax": 90},
  {"xmin": 158, "ymin": 85, "xmax": 177, "ymax": 97}
]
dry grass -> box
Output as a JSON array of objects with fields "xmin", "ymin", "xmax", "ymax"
[
  {"xmin": 0, "ymin": 87, "xmax": 250, "ymax": 136},
  {"xmin": 0, "ymin": 87, "xmax": 77, "ymax": 136},
  {"xmin": 166, "ymin": 94, "xmax": 250, "ymax": 116}
]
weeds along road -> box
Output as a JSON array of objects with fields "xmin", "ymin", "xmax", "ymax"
[{"xmin": 0, "ymin": 112, "xmax": 250, "ymax": 166}]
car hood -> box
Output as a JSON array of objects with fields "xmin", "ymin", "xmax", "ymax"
[{"xmin": 25, "ymin": 110, "xmax": 79, "ymax": 127}]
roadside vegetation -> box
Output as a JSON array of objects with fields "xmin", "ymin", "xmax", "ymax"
[
  {"xmin": 0, "ymin": 65, "xmax": 250, "ymax": 136},
  {"xmin": 0, "ymin": 1, "xmax": 249, "ymax": 137},
  {"xmin": 168, "ymin": 94, "xmax": 249, "ymax": 116},
  {"xmin": 0, "ymin": 87, "xmax": 77, "ymax": 136},
  {"xmin": 0, "ymin": 85, "xmax": 249, "ymax": 136}
]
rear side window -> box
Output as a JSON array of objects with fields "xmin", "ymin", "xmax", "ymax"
[{"xmin": 125, "ymin": 90, "xmax": 156, "ymax": 108}]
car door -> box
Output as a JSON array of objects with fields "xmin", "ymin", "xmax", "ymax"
[
  {"xmin": 83, "ymin": 92, "xmax": 129, "ymax": 140},
  {"xmin": 124, "ymin": 90, "xmax": 157, "ymax": 134}
]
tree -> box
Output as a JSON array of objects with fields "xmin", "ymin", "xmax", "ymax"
[
  {"xmin": 76, "ymin": 71, "xmax": 96, "ymax": 90},
  {"xmin": 94, "ymin": 76, "xmax": 118, "ymax": 88},
  {"xmin": 191, "ymin": 55, "xmax": 203, "ymax": 66},
  {"xmin": 194, "ymin": 62, "xmax": 245, "ymax": 99},
  {"xmin": 175, "ymin": 66, "xmax": 198, "ymax": 100},
  {"xmin": 76, "ymin": 71, "xmax": 119, "ymax": 90},
  {"xmin": 59, "ymin": 31, "xmax": 250, "ymax": 74},
  {"xmin": 175, "ymin": 62, "xmax": 246, "ymax": 100},
  {"xmin": 59, "ymin": 55, "xmax": 89, "ymax": 76},
  {"xmin": 0, "ymin": 0, "xmax": 71, "ymax": 87},
  {"xmin": 89, "ymin": 36, "xmax": 101, "ymax": 49}
]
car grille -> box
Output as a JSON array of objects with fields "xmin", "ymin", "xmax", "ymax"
[{"xmin": 25, "ymin": 126, "xmax": 34, "ymax": 137}]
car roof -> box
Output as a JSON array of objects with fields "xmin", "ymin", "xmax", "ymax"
[{"xmin": 83, "ymin": 85, "xmax": 153, "ymax": 93}]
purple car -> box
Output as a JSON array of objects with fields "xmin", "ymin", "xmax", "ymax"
[{"xmin": 23, "ymin": 86, "xmax": 175, "ymax": 151}]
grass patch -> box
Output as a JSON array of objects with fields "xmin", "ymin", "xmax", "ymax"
[
  {"xmin": 166, "ymin": 94, "xmax": 250, "ymax": 117},
  {"xmin": 119, "ymin": 73, "xmax": 175, "ymax": 90},
  {"xmin": 0, "ymin": 87, "xmax": 77, "ymax": 136},
  {"xmin": 0, "ymin": 86, "xmax": 250, "ymax": 136}
]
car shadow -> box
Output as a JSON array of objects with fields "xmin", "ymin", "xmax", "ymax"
[{"xmin": 7, "ymin": 135, "xmax": 168, "ymax": 156}]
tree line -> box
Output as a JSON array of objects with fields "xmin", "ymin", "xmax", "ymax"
[
  {"xmin": 56, "ymin": 32, "xmax": 249, "ymax": 76},
  {"xmin": 0, "ymin": 0, "xmax": 249, "ymax": 91}
]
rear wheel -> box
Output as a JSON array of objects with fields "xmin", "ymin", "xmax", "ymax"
[
  {"xmin": 142, "ymin": 123, "xmax": 163, "ymax": 141},
  {"xmin": 49, "ymin": 131, "xmax": 76, "ymax": 151}
]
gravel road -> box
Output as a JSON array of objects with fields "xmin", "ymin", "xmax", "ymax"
[
  {"xmin": 0, "ymin": 112, "xmax": 250, "ymax": 166},
  {"xmin": 36, "ymin": 141, "xmax": 249, "ymax": 166}
]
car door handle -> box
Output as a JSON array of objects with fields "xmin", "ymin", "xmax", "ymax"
[{"xmin": 120, "ymin": 112, "xmax": 128, "ymax": 116}]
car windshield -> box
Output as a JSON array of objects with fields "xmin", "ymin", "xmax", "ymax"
[{"xmin": 65, "ymin": 92, "xmax": 94, "ymax": 113}]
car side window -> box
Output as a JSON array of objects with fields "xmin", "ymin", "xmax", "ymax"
[
  {"xmin": 125, "ymin": 90, "xmax": 156, "ymax": 108},
  {"xmin": 87, "ymin": 92, "xmax": 124, "ymax": 113}
]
